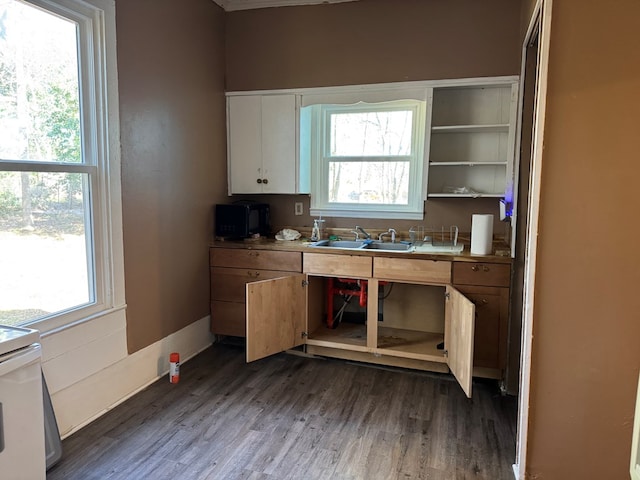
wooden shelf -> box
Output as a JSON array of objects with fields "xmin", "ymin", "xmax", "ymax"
[
  {"xmin": 431, "ymin": 124, "xmax": 509, "ymax": 133},
  {"xmin": 307, "ymin": 322, "xmax": 367, "ymax": 350},
  {"xmin": 376, "ymin": 326, "xmax": 446, "ymax": 362},
  {"xmin": 429, "ymin": 161, "xmax": 508, "ymax": 166},
  {"xmin": 427, "ymin": 193, "xmax": 504, "ymax": 198}
]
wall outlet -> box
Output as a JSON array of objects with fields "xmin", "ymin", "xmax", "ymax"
[{"xmin": 294, "ymin": 202, "xmax": 303, "ymax": 216}]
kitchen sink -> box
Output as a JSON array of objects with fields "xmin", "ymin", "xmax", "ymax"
[
  {"xmin": 364, "ymin": 242, "xmax": 413, "ymax": 251},
  {"xmin": 309, "ymin": 240, "xmax": 367, "ymax": 249},
  {"xmin": 309, "ymin": 239, "xmax": 413, "ymax": 252}
]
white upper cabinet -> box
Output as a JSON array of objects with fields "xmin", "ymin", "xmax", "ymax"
[
  {"xmin": 426, "ymin": 82, "xmax": 519, "ymax": 198},
  {"xmin": 227, "ymin": 94, "xmax": 299, "ymax": 194}
]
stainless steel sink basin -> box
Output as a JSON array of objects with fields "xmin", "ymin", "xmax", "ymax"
[
  {"xmin": 310, "ymin": 240, "xmax": 367, "ymax": 249},
  {"xmin": 309, "ymin": 240, "xmax": 413, "ymax": 252},
  {"xmin": 365, "ymin": 242, "xmax": 413, "ymax": 251}
]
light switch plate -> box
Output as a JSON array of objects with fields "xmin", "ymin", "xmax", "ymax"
[{"xmin": 294, "ymin": 202, "xmax": 303, "ymax": 216}]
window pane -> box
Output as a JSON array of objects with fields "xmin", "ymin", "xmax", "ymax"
[
  {"xmin": 330, "ymin": 110, "xmax": 413, "ymax": 156},
  {"xmin": 0, "ymin": 1, "xmax": 81, "ymax": 163},
  {"xmin": 328, "ymin": 161, "xmax": 410, "ymax": 204},
  {"xmin": 0, "ymin": 171, "xmax": 93, "ymax": 326}
]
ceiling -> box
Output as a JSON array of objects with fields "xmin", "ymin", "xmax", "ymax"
[{"xmin": 212, "ymin": 0, "xmax": 359, "ymax": 11}]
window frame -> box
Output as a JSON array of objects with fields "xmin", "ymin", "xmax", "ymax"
[
  {"xmin": 309, "ymin": 99, "xmax": 427, "ymax": 220},
  {"xmin": 0, "ymin": 0, "xmax": 125, "ymax": 333}
]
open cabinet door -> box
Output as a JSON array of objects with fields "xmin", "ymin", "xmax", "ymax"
[
  {"xmin": 445, "ymin": 285, "xmax": 476, "ymax": 398},
  {"xmin": 246, "ymin": 274, "xmax": 307, "ymax": 362}
]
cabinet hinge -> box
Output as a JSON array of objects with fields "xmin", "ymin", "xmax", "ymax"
[
  {"xmin": 444, "ymin": 350, "xmax": 449, "ymax": 357},
  {"xmin": 301, "ymin": 331, "xmax": 308, "ymax": 338},
  {"xmin": 444, "ymin": 292, "xmax": 450, "ymax": 299},
  {"xmin": 302, "ymin": 280, "xmax": 310, "ymax": 287}
]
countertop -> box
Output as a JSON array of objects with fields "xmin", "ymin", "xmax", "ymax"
[{"xmin": 210, "ymin": 238, "xmax": 512, "ymax": 264}]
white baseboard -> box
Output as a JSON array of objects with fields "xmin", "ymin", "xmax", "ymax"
[{"xmin": 49, "ymin": 316, "xmax": 213, "ymax": 438}]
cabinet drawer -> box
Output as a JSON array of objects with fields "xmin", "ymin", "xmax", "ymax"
[
  {"xmin": 211, "ymin": 301, "xmax": 246, "ymax": 337},
  {"xmin": 452, "ymin": 262, "xmax": 510, "ymax": 287},
  {"xmin": 211, "ymin": 267, "xmax": 298, "ymax": 303},
  {"xmin": 210, "ymin": 248, "xmax": 302, "ymax": 271},
  {"xmin": 303, "ymin": 253, "xmax": 372, "ymax": 278},
  {"xmin": 374, "ymin": 257, "xmax": 451, "ymax": 284}
]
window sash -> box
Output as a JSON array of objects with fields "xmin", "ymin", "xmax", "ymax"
[
  {"xmin": 310, "ymin": 100, "xmax": 426, "ymax": 219},
  {"xmin": 0, "ymin": 0, "xmax": 119, "ymax": 331}
]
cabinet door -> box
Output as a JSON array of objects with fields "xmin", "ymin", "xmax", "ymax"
[
  {"xmin": 261, "ymin": 95, "xmax": 297, "ymax": 193},
  {"xmin": 211, "ymin": 301, "xmax": 246, "ymax": 337},
  {"xmin": 227, "ymin": 94, "xmax": 297, "ymax": 194},
  {"xmin": 445, "ymin": 285, "xmax": 476, "ymax": 398},
  {"xmin": 246, "ymin": 274, "xmax": 307, "ymax": 362},
  {"xmin": 228, "ymin": 96, "xmax": 263, "ymax": 194},
  {"xmin": 455, "ymin": 285, "xmax": 509, "ymax": 370},
  {"xmin": 211, "ymin": 267, "xmax": 300, "ymax": 303}
]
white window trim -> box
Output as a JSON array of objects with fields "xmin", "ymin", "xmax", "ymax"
[
  {"xmin": 309, "ymin": 99, "xmax": 426, "ymax": 220},
  {"xmin": 0, "ymin": 0, "xmax": 125, "ymax": 334}
]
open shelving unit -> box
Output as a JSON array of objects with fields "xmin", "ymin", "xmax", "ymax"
[{"xmin": 426, "ymin": 82, "xmax": 518, "ymax": 198}]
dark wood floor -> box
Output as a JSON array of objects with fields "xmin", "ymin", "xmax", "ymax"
[{"xmin": 47, "ymin": 343, "xmax": 517, "ymax": 480}]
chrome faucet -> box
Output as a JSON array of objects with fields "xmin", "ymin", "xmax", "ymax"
[
  {"xmin": 355, "ymin": 226, "xmax": 371, "ymax": 240},
  {"xmin": 379, "ymin": 228, "xmax": 397, "ymax": 243}
]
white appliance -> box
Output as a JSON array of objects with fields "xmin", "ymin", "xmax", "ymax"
[
  {"xmin": 0, "ymin": 325, "xmax": 46, "ymax": 480},
  {"xmin": 631, "ymin": 372, "xmax": 640, "ymax": 480}
]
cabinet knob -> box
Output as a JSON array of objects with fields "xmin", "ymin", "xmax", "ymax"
[
  {"xmin": 257, "ymin": 178, "xmax": 262, "ymax": 184},
  {"xmin": 471, "ymin": 265, "xmax": 479, "ymax": 272},
  {"xmin": 248, "ymin": 251, "xmax": 260, "ymax": 257},
  {"xmin": 262, "ymin": 178, "xmax": 268, "ymax": 184},
  {"xmin": 247, "ymin": 271, "xmax": 260, "ymax": 278},
  {"xmin": 482, "ymin": 265, "xmax": 490, "ymax": 272}
]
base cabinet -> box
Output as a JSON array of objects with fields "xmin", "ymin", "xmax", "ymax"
[
  {"xmin": 245, "ymin": 254, "xmax": 477, "ymax": 398},
  {"xmin": 209, "ymin": 248, "xmax": 302, "ymax": 337},
  {"xmin": 210, "ymin": 246, "xmax": 511, "ymax": 398},
  {"xmin": 452, "ymin": 261, "xmax": 510, "ymax": 373}
]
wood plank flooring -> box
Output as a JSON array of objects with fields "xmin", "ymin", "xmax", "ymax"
[{"xmin": 46, "ymin": 343, "xmax": 517, "ymax": 480}]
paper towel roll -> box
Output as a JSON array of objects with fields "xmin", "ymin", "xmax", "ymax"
[{"xmin": 470, "ymin": 214, "xmax": 494, "ymax": 255}]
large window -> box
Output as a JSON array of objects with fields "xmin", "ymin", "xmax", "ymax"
[
  {"xmin": 307, "ymin": 99, "xmax": 426, "ymax": 219},
  {"xmin": 0, "ymin": 0, "xmax": 122, "ymax": 329}
]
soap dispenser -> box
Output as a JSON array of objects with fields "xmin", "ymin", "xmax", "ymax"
[{"xmin": 311, "ymin": 217, "xmax": 324, "ymax": 241}]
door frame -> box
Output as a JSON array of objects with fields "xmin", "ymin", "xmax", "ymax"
[{"xmin": 512, "ymin": 0, "xmax": 553, "ymax": 478}]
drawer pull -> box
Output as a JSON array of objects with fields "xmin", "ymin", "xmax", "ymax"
[
  {"xmin": 471, "ymin": 265, "xmax": 490, "ymax": 272},
  {"xmin": 247, "ymin": 271, "xmax": 260, "ymax": 278},
  {"xmin": 248, "ymin": 251, "xmax": 260, "ymax": 257}
]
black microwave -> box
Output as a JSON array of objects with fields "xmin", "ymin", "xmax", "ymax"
[{"xmin": 215, "ymin": 202, "xmax": 270, "ymax": 239}]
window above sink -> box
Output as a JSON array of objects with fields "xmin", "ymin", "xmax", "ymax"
[{"xmin": 302, "ymin": 98, "xmax": 427, "ymax": 220}]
